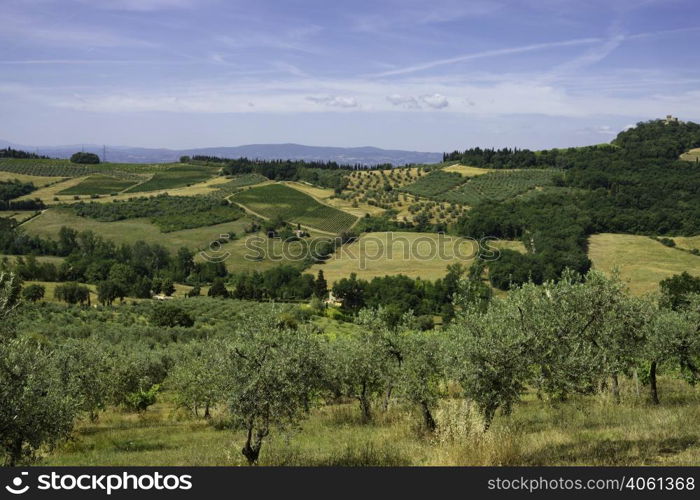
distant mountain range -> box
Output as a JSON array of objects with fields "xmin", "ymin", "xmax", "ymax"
[{"xmin": 0, "ymin": 140, "xmax": 442, "ymax": 166}]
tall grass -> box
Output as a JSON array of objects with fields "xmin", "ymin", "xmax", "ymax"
[{"xmin": 43, "ymin": 376, "xmax": 700, "ymax": 466}]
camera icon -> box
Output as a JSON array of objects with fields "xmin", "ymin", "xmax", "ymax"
[
  {"xmin": 199, "ymin": 233, "xmax": 232, "ymax": 263},
  {"xmin": 5, "ymin": 472, "xmax": 30, "ymax": 495}
]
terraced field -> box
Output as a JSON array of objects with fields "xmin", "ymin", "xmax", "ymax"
[
  {"xmin": 58, "ymin": 175, "xmax": 138, "ymax": 195},
  {"xmin": 126, "ymin": 164, "xmax": 220, "ymax": 192},
  {"xmin": 232, "ymin": 183, "xmax": 357, "ymax": 233},
  {"xmin": 438, "ymin": 169, "xmax": 561, "ymax": 205}
]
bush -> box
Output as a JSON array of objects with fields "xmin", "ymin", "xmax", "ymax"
[
  {"xmin": 70, "ymin": 152, "xmax": 100, "ymax": 164},
  {"xmin": 148, "ymin": 303, "xmax": 194, "ymax": 328},
  {"xmin": 21, "ymin": 284, "xmax": 45, "ymax": 302}
]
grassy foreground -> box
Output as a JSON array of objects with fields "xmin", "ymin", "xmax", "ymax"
[{"xmin": 43, "ymin": 378, "xmax": 700, "ymax": 466}]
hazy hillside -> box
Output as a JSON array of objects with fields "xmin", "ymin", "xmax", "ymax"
[{"xmin": 0, "ymin": 140, "xmax": 441, "ymax": 166}]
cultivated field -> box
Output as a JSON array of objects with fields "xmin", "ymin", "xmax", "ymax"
[
  {"xmin": 589, "ymin": 233, "xmax": 700, "ymax": 295},
  {"xmin": 401, "ymin": 170, "xmax": 467, "ymax": 198},
  {"xmin": 0, "ymin": 170, "xmax": 66, "ymax": 187},
  {"xmin": 673, "ymin": 235, "xmax": 700, "ymax": 252},
  {"xmin": 438, "ymin": 169, "xmax": 561, "ymax": 205},
  {"xmin": 308, "ymin": 231, "xmax": 525, "ymax": 284},
  {"xmin": 232, "ymin": 184, "xmax": 357, "ymax": 233},
  {"xmin": 22, "ymin": 208, "xmax": 251, "ymax": 254},
  {"xmin": 19, "ymin": 208, "xmax": 319, "ymax": 272},
  {"xmin": 442, "ymin": 164, "xmax": 495, "ymax": 177},
  {"xmin": 20, "ymin": 175, "xmax": 234, "ymax": 205},
  {"xmin": 125, "ymin": 164, "xmax": 220, "ymax": 193},
  {"xmin": 58, "ymin": 175, "xmax": 138, "ymax": 195},
  {"xmin": 680, "ymin": 148, "xmax": 700, "ymax": 162},
  {"xmin": 280, "ymin": 181, "xmax": 385, "ymax": 217}
]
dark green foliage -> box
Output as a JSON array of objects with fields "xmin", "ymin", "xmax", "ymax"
[
  {"xmin": 148, "ymin": 303, "xmax": 194, "ymax": 328},
  {"xmin": 54, "ymin": 282, "xmax": 91, "ymax": 305},
  {"xmin": 97, "ymin": 280, "xmax": 126, "ymax": 306},
  {"xmin": 207, "ymin": 278, "xmax": 229, "ymax": 298},
  {"xmin": 70, "ymin": 152, "xmax": 100, "ymax": 164},
  {"xmin": 0, "ymin": 148, "xmax": 48, "ymax": 160},
  {"xmin": 660, "ymin": 272, "xmax": 700, "ymax": 310},
  {"xmin": 228, "ymin": 266, "xmax": 314, "ymax": 301},
  {"xmin": 21, "ymin": 283, "xmax": 45, "ymax": 302}
]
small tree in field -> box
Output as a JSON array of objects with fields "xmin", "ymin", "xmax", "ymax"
[
  {"xmin": 226, "ymin": 312, "xmax": 323, "ymax": 465},
  {"xmin": 21, "ymin": 283, "xmax": 45, "ymax": 303}
]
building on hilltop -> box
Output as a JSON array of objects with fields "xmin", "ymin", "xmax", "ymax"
[{"xmin": 664, "ymin": 115, "xmax": 682, "ymax": 124}]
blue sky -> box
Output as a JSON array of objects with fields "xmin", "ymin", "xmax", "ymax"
[{"xmin": 1, "ymin": 0, "xmax": 699, "ymax": 151}]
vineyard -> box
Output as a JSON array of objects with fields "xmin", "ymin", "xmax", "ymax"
[
  {"xmin": 125, "ymin": 164, "xmax": 220, "ymax": 193},
  {"xmin": 232, "ymin": 183, "xmax": 357, "ymax": 233},
  {"xmin": 0, "ymin": 158, "xmax": 145, "ymax": 179},
  {"xmin": 58, "ymin": 175, "xmax": 138, "ymax": 195},
  {"xmin": 438, "ymin": 169, "xmax": 562, "ymax": 205},
  {"xmin": 209, "ymin": 173, "xmax": 269, "ymax": 199},
  {"xmin": 400, "ymin": 170, "xmax": 466, "ymax": 198}
]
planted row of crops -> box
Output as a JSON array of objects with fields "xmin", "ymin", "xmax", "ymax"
[
  {"xmin": 232, "ymin": 183, "xmax": 357, "ymax": 233},
  {"xmin": 437, "ymin": 169, "xmax": 562, "ymax": 205},
  {"xmin": 58, "ymin": 175, "xmax": 139, "ymax": 195},
  {"xmin": 125, "ymin": 165, "xmax": 219, "ymax": 193},
  {"xmin": 400, "ymin": 170, "xmax": 466, "ymax": 197},
  {"xmin": 208, "ymin": 174, "xmax": 269, "ymax": 199},
  {"xmin": 0, "ymin": 158, "xmax": 143, "ymax": 179}
]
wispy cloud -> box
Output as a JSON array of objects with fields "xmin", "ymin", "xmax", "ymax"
[
  {"xmin": 368, "ymin": 37, "xmax": 603, "ymax": 77},
  {"xmin": 306, "ymin": 95, "xmax": 359, "ymax": 108}
]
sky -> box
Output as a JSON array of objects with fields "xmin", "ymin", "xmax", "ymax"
[{"xmin": 1, "ymin": 0, "xmax": 699, "ymax": 152}]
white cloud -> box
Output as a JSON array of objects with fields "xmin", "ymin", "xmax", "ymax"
[
  {"xmin": 386, "ymin": 94, "xmax": 420, "ymax": 109},
  {"xmin": 420, "ymin": 93, "xmax": 449, "ymax": 109},
  {"xmin": 306, "ymin": 95, "xmax": 359, "ymax": 108}
]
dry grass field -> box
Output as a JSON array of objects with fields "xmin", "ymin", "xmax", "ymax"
[
  {"xmin": 588, "ymin": 233, "xmax": 700, "ymax": 295},
  {"xmin": 309, "ymin": 231, "xmax": 525, "ymax": 284},
  {"xmin": 442, "ymin": 164, "xmax": 495, "ymax": 177}
]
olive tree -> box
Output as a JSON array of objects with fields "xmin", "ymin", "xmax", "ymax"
[
  {"xmin": 0, "ymin": 272, "xmax": 79, "ymax": 466},
  {"xmin": 54, "ymin": 338, "xmax": 114, "ymax": 421},
  {"xmin": 395, "ymin": 331, "xmax": 444, "ymax": 431},
  {"xmin": 646, "ymin": 297, "xmax": 700, "ymax": 404},
  {"xmin": 446, "ymin": 297, "xmax": 531, "ymax": 430},
  {"xmin": 168, "ymin": 339, "xmax": 231, "ymax": 418},
  {"xmin": 226, "ymin": 313, "xmax": 323, "ymax": 465},
  {"xmin": 325, "ymin": 330, "xmax": 392, "ymax": 423}
]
